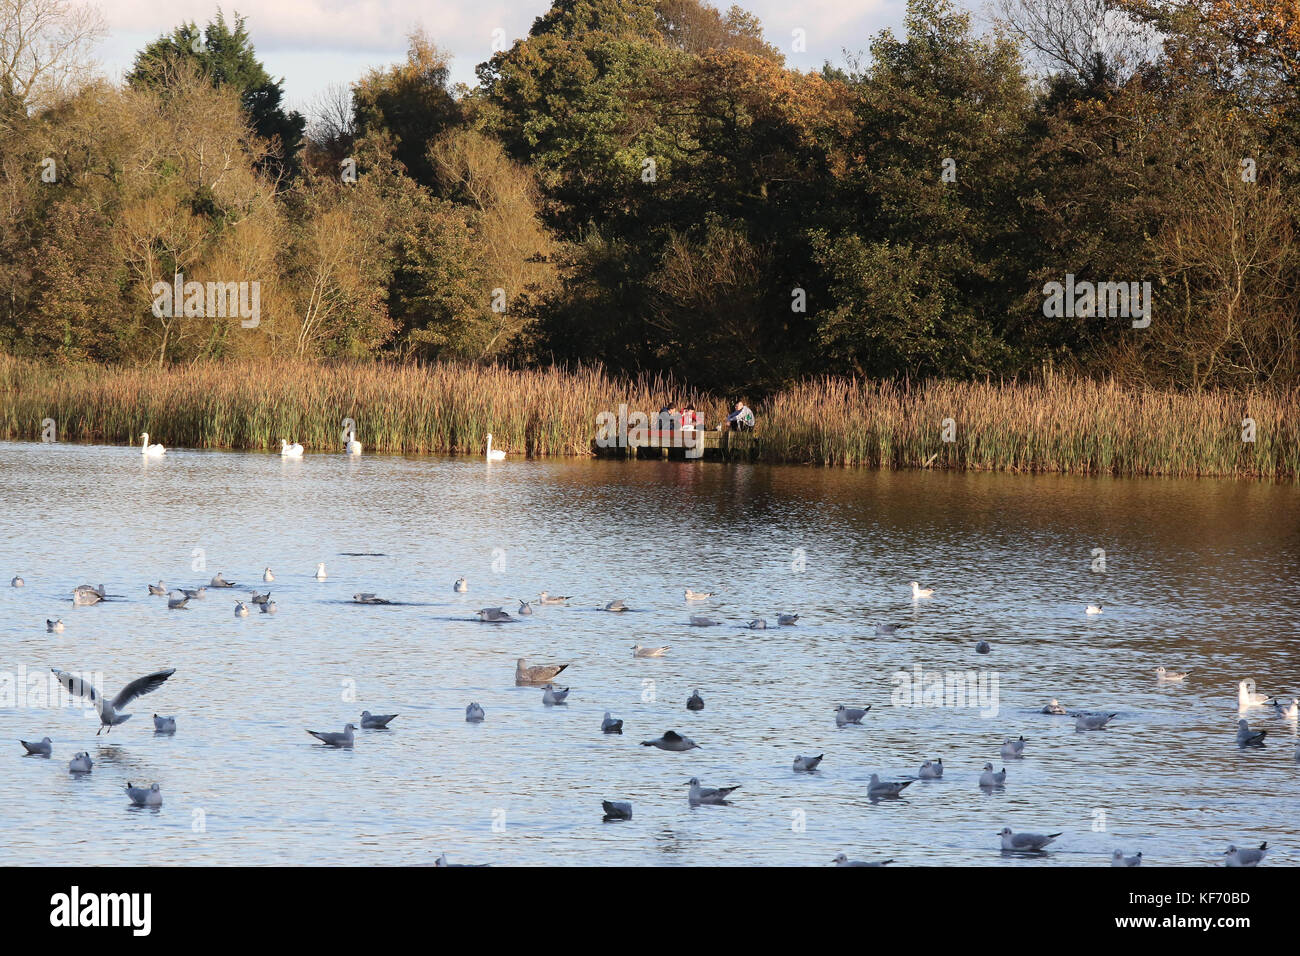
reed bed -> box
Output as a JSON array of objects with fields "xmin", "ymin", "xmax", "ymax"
[
  {"xmin": 0, "ymin": 355, "xmax": 716, "ymax": 458},
  {"xmin": 1, "ymin": 356, "xmax": 1295, "ymax": 478},
  {"xmin": 761, "ymin": 376, "xmax": 1300, "ymax": 478}
]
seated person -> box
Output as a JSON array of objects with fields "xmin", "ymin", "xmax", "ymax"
[
  {"xmin": 725, "ymin": 401, "xmax": 755, "ymax": 431},
  {"xmin": 680, "ymin": 405, "xmax": 699, "ymax": 430}
]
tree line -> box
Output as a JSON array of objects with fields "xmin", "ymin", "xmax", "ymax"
[{"xmin": 1, "ymin": 0, "xmax": 1297, "ymax": 392}]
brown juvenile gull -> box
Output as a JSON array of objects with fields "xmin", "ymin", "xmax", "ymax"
[{"xmin": 516, "ymin": 658, "xmax": 569, "ymax": 686}]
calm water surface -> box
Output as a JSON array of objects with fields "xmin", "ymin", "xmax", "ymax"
[{"xmin": 1, "ymin": 441, "xmax": 1297, "ymax": 866}]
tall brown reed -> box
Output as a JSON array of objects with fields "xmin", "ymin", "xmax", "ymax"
[{"xmin": 1, "ymin": 356, "xmax": 1294, "ymax": 478}]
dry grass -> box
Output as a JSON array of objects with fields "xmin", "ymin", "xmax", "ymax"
[
  {"xmin": 1, "ymin": 356, "xmax": 1295, "ymax": 477},
  {"xmin": 761, "ymin": 375, "xmax": 1300, "ymax": 478}
]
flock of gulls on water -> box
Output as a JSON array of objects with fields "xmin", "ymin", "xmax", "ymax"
[{"xmin": 7, "ymin": 433, "xmax": 1295, "ymax": 866}]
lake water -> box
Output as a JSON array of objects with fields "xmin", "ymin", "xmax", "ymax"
[{"xmin": 1, "ymin": 440, "xmax": 1297, "ymax": 866}]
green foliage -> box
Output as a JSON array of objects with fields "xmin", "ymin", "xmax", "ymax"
[{"xmin": 128, "ymin": 10, "xmax": 305, "ymax": 180}]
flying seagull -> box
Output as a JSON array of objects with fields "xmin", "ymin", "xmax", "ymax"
[{"xmin": 52, "ymin": 667, "xmax": 175, "ymax": 735}]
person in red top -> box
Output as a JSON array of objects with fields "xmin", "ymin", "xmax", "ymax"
[{"xmin": 680, "ymin": 405, "xmax": 699, "ymax": 430}]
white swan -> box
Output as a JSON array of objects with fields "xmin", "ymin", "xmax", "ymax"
[
  {"xmin": 280, "ymin": 439, "xmax": 304, "ymax": 458},
  {"xmin": 140, "ymin": 433, "xmax": 165, "ymax": 457},
  {"xmin": 345, "ymin": 437, "xmax": 362, "ymax": 455},
  {"xmin": 911, "ymin": 581, "xmax": 934, "ymax": 599},
  {"xmin": 485, "ymin": 433, "xmax": 506, "ymax": 461}
]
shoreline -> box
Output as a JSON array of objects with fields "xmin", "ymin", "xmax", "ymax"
[{"xmin": 2, "ymin": 356, "xmax": 1296, "ymax": 479}]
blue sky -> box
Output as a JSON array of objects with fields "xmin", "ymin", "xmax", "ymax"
[{"xmin": 91, "ymin": 0, "xmax": 987, "ymax": 117}]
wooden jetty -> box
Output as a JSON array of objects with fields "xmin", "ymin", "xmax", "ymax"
[{"xmin": 593, "ymin": 428, "xmax": 760, "ymax": 462}]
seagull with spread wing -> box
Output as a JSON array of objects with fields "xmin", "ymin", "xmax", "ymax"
[{"xmin": 51, "ymin": 667, "xmax": 176, "ymax": 735}]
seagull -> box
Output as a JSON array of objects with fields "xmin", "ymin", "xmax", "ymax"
[
  {"xmin": 1041, "ymin": 699, "xmax": 1067, "ymax": 715},
  {"xmin": 1000, "ymin": 736, "xmax": 1026, "ymax": 758},
  {"xmin": 1239, "ymin": 680, "xmax": 1270, "ymax": 710},
  {"xmin": 315, "ymin": 563, "xmax": 327, "ymax": 580},
  {"xmin": 1111, "ymin": 850, "xmax": 1143, "ymax": 867},
  {"xmin": 918, "ymin": 759, "xmax": 943, "ymax": 779},
  {"xmin": 833, "ymin": 853, "xmax": 892, "ymax": 867},
  {"xmin": 1155, "ymin": 666, "xmax": 1190, "ymax": 682},
  {"xmin": 910, "ymin": 582, "xmax": 933, "ymax": 599},
  {"xmin": 20, "ymin": 737, "xmax": 51, "ymax": 755},
  {"xmin": 179, "ymin": 587, "xmax": 205, "ymax": 600},
  {"xmin": 542, "ymin": 684, "xmax": 569, "ymax": 706},
  {"xmin": 465, "ymin": 702, "xmax": 485, "ymax": 723},
  {"xmin": 517, "ymin": 601, "xmax": 534, "ymax": 615},
  {"xmin": 979, "ymin": 763, "xmax": 1007, "ymax": 788},
  {"xmin": 538, "ymin": 591, "xmax": 569, "ymax": 605},
  {"xmin": 10, "ymin": 575, "xmax": 23, "ymax": 587},
  {"xmin": 46, "ymin": 619, "xmax": 64, "ymax": 633},
  {"xmin": 776, "ymin": 613, "xmax": 800, "ymax": 626},
  {"xmin": 353, "ymin": 593, "xmax": 392, "ymax": 605},
  {"xmin": 167, "ymin": 593, "xmax": 190, "ymax": 610},
  {"xmin": 684, "ymin": 589, "xmax": 714, "ymax": 600},
  {"xmin": 279, "ymin": 438, "xmax": 304, "ymax": 458},
  {"xmin": 515, "ymin": 658, "xmax": 568, "ymax": 686},
  {"xmin": 875, "ymin": 623, "xmax": 907, "ymax": 636},
  {"xmin": 688, "ymin": 615, "xmax": 718, "ymax": 626},
  {"xmin": 72, "ymin": 585, "xmax": 104, "ymax": 606},
  {"xmin": 209, "ymin": 573, "xmax": 237, "ymax": 588},
  {"xmin": 124, "ymin": 782, "xmax": 163, "ymax": 806},
  {"xmin": 476, "ymin": 607, "xmax": 512, "ymax": 622},
  {"xmin": 52, "ymin": 667, "xmax": 175, "ymax": 734},
  {"xmin": 975, "ymin": 640, "xmax": 991, "ymax": 654},
  {"xmin": 747, "ymin": 619, "xmax": 767, "ymax": 629},
  {"xmin": 1085, "ymin": 605, "xmax": 1103, "ymax": 615},
  {"xmin": 1270, "ymin": 697, "xmax": 1299, "ymax": 718},
  {"xmin": 998, "ymin": 827, "xmax": 1060, "ymax": 852},
  {"xmin": 249, "ymin": 591, "xmax": 271, "ymax": 604},
  {"xmin": 793, "ymin": 754, "xmax": 824, "ymax": 772},
  {"xmin": 1224, "ymin": 842, "xmax": 1268, "ymax": 867},
  {"xmin": 453, "ymin": 577, "xmax": 468, "ymax": 592},
  {"xmin": 147, "ymin": 581, "xmax": 166, "ymax": 596},
  {"xmin": 632, "ymin": 643, "xmax": 670, "ymax": 658},
  {"xmin": 307, "ymin": 723, "xmax": 356, "ymax": 747},
  {"xmin": 686, "ymin": 690, "xmax": 704, "ymax": 711},
  {"xmin": 234, "ymin": 602, "xmax": 249, "ymax": 617},
  {"xmin": 434, "ymin": 853, "xmax": 488, "ymax": 868},
  {"xmin": 835, "ymin": 704, "xmax": 869, "ymax": 726},
  {"xmin": 360, "ymin": 711, "xmax": 397, "ymax": 729},
  {"xmin": 1236, "ymin": 718, "xmax": 1267, "ymax": 747},
  {"xmin": 1075, "ymin": 712, "xmax": 1117, "ymax": 730},
  {"xmin": 602, "ymin": 800, "xmax": 632, "ymax": 822},
  {"xmin": 868, "ymin": 774, "xmax": 912, "ymax": 798},
  {"xmin": 604, "ymin": 599, "xmax": 628, "ymax": 612},
  {"xmin": 153, "ymin": 714, "xmax": 176, "ymax": 734},
  {"xmin": 601, "ymin": 712, "xmax": 623, "ymax": 734},
  {"xmin": 641, "ymin": 731, "xmax": 700, "ymax": 752},
  {"xmin": 263, "ymin": 568, "xmax": 274, "ymax": 582},
  {"xmin": 260, "ymin": 600, "xmax": 277, "ymax": 614},
  {"xmin": 688, "ymin": 777, "xmax": 738, "ymax": 805},
  {"xmin": 68, "ymin": 752, "xmax": 93, "ymax": 774}
]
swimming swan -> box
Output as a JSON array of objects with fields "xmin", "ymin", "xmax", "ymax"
[
  {"xmin": 485, "ymin": 433, "xmax": 506, "ymax": 461},
  {"xmin": 140, "ymin": 433, "xmax": 165, "ymax": 457}
]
